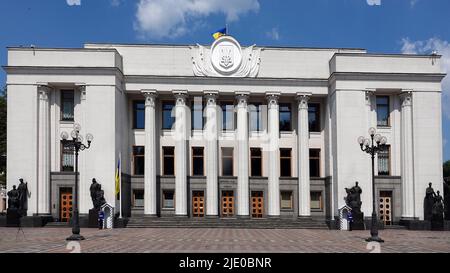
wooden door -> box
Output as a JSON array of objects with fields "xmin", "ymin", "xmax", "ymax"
[
  {"xmin": 221, "ymin": 191, "xmax": 234, "ymax": 217},
  {"xmin": 60, "ymin": 189, "xmax": 73, "ymax": 222},
  {"xmin": 379, "ymin": 191, "xmax": 392, "ymax": 225},
  {"xmin": 251, "ymin": 191, "xmax": 264, "ymax": 218},
  {"xmin": 192, "ymin": 191, "xmax": 205, "ymax": 217}
]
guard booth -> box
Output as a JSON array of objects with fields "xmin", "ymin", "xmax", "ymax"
[
  {"xmin": 101, "ymin": 203, "xmax": 114, "ymax": 229},
  {"xmin": 338, "ymin": 204, "xmax": 352, "ymax": 230}
]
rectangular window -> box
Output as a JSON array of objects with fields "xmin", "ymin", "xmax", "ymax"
[
  {"xmin": 221, "ymin": 102, "xmax": 235, "ymax": 131},
  {"xmin": 60, "ymin": 90, "xmax": 74, "ymax": 121},
  {"xmin": 60, "ymin": 141, "xmax": 74, "ymax": 171},
  {"xmin": 308, "ymin": 103, "xmax": 320, "ymax": 132},
  {"xmin": 191, "ymin": 100, "xmax": 204, "ymax": 130},
  {"xmin": 376, "ymin": 96, "xmax": 390, "ymax": 127},
  {"xmin": 221, "ymin": 147, "xmax": 234, "ymax": 176},
  {"xmin": 163, "ymin": 146, "xmax": 175, "ymax": 175},
  {"xmin": 249, "ymin": 103, "xmax": 263, "ymax": 131},
  {"xmin": 280, "ymin": 191, "xmax": 293, "ymax": 209},
  {"xmin": 162, "ymin": 102, "xmax": 175, "ymax": 129},
  {"xmin": 309, "ymin": 149, "xmax": 321, "ymax": 177},
  {"xmin": 310, "ymin": 191, "xmax": 323, "ymax": 210},
  {"xmin": 378, "ymin": 145, "xmax": 390, "ymax": 176},
  {"xmin": 192, "ymin": 147, "xmax": 204, "ymax": 176},
  {"xmin": 279, "ymin": 103, "xmax": 292, "ymax": 131},
  {"xmin": 133, "ymin": 189, "xmax": 144, "ymax": 207},
  {"xmin": 280, "ymin": 148, "xmax": 292, "ymax": 177},
  {"xmin": 163, "ymin": 190, "xmax": 174, "ymax": 208},
  {"xmin": 133, "ymin": 146, "xmax": 145, "ymax": 175},
  {"xmin": 133, "ymin": 100, "xmax": 145, "ymax": 129},
  {"xmin": 250, "ymin": 148, "xmax": 262, "ymax": 177}
]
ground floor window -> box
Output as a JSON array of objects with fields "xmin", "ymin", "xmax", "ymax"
[
  {"xmin": 310, "ymin": 191, "xmax": 323, "ymax": 210},
  {"xmin": 309, "ymin": 149, "xmax": 320, "ymax": 177},
  {"xmin": 221, "ymin": 147, "xmax": 234, "ymax": 176},
  {"xmin": 280, "ymin": 148, "xmax": 292, "ymax": 177},
  {"xmin": 163, "ymin": 146, "xmax": 175, "ymax": 175},
  {"xmin": 60, "ymin": 141, "xmax": 74, "ymax": 171},
  {"xmin": 133, "ymin": 146, "xmax": 145, "ymax": 175},
  {"xmin": 163, "ymin": 190, "xmax": 174, "ymax": 208},
  {"xmin": 250, "ymin": 148, "xmax": 262, "ymax": 177},
  {"xmin": 192, "ymin": 147, "xmax": 204, "ymax": 176},
  {"xmin": 133, "ymin": 189, "xmax": 144, "ymax": 207},
  {"xmin": 280, "ymin": 191, "xmax": 293, "ymax": 209}
]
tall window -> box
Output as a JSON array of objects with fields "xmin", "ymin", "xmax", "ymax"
[
  {"xmin": 249, "ymin": 103, "xmax": 263, "ymax": 131},
  {"xmin": 133, "ymin": 189, "xmax": 144, "ymax": 207},
  {"xmin": 133, "ymin": 100, "xmax": 145, "ymax": 129},
  {"xmin": 221, "ymin": 147, "xmax": 234, "ymax": 176},
  {"xmin": 192, "ymin": 147, "xmax": 204, "ymax": 176},
  {"xmin": 221, "ymin": 102, "xmax": 235, "ymax": 131},
  {"xmin": 250, "ymin": 148, "xmax": 262, "ymax": 177},
  {"xmin": 310, "ymin": 149, "xmax": 321, "ymax": 177},
  {"xmin": 163, "ymin": 147, "xmax": 175, "ymax": 175},
  {"xmin": 308, "ymin": 103, "xmax": 320, "ymax": 132},
  {"xmin": 279, "ymin": 103, "xmax": 292, "ymax": 131},
  {"xmin": 376, "ymin": 96, "xmax": 390, "ymax": 127},
  {"xmin": 60, "ymin": 141, "xmax": 74, "ymax": 171},
  {"xmin": 310, "ymin": 191, "xmax": 323, "ymax": 210},
  {"xmin": 60, "ymin": 90, "xmax": 74, "ymax": 121},
  {"xmin": 378, "ymin": 145, "xmax": 390, "ymax": 176},
  {"xmin": 133, "ymin": 146, "xmax": 145, "ymax": 175},
  {"xmin": 162, "ymin": 102, "xmax": 175, "ymax": 129},
  {"xmin": 191, "ymin": 101, "xmax": 204, "ymax": 130},
  {"xmin": 163, "ymin": 190, "xmax": 174, "ymax": 208},
  {"xmin": 280, "ymin": 148, "xmax": 292, "ymax": 177},
  {"xmin": 280, "ymin": 191, "xmax": 293, "ymax": 209}
]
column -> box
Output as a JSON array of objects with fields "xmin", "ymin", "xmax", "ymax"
[
  {"xmin": 266, "ymin": 92, "xmax": 280, "ymax": 217},
  {"xmin": 143, "ymin": 90, "xmax": 158, "ymax": 216},
  {"xmin": 204, "ymin": 91, "xmax": 219, "ymax": 217},
  {"xmin": 37, "ymin": 85, "xmax": 51, "ymax": 215},
  {"xmin": 235, "ymin": 92, "xmax": 250, "ymax": 217},
  {"xmin": 400, "ymin": 91, "xmax": 414, "ymax": 219},
  {"xmin": 173, "ymin": 90, "xmax": 189, "ymax": 216},
  {"xmin": 297, "ymin": 92, "xmax": 311, "ymax": 217},
  {"xmin": 78, "ymin": 85, "xmax": 89, "ymax": 214}
]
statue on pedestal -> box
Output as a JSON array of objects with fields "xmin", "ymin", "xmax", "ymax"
[
  {"xmin": 88, "ymin": 178, "xmax": 107, "ymax": 228},
  {"xmin": 7, "ymin": 185, "xmax": 20, "ymax": 209},
  {"xmin": 431, "ymin": 190, "xmax": 444, "ymax": 230},
  {"xmin": 345, "ymin": 181, "xmax": 364, "ymax": 230},
  {"xmin": 424, "ymin": 183, "xmax": 436, "ymax": 221},
  {"xmin": 17, "ymin": 178, "xmax": 29, "ymax": 213},
  {"xmin": 444, "ymin": 181, "xmax": 450, "ymax": 221}
]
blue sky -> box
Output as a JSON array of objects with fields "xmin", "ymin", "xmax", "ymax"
[{"xmin": 0, "ymin": 0, "xmax": 449, "ymax": 161}]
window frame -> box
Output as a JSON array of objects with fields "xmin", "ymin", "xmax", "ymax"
[
  {"xmin": 310, "ymin": 191, "xmax": 323, "ymax": 211},
  {"xmin": 162, "ymin": 101, "xmax": 175, "ymax": 130},
  {"xmin": 376, "ymin": 96, "xmax": 390, "ymax": 127},
  {"xmin": 162, "ymin": 146, "xmax": 175, "ymax": 176},
  {"xmin": 249, "ymin": 103, "xmax": 263, "ymax": 132},
  {"xmin": 221, "ymin": 102, "xmax": 236, "ymax": 131},
  {"xmin": 191, "ymin": 100, "xmax": 205, "ymax": 130},
  {"xmin": 309, "ymin": 149, "xmax": 321, "ymax": 178},
  {"xmin": 221, "ymin": 147, "xmax": 234, "ymax": 176},
  {"xmin": 279, "ymin": 103, "xmax": 292, "ymax": 132},
  {"xmin": 250, "ymin": 148, "xmax": 263, "ymax": 177},
  {"xmin": 377, "ymin": 145, "xmax": 391, "ymax": 176},
  {"xmin": 280, "ymin": 191, "xmax": 293, "ymax": 210},
  {"xmin": 133, "ymin": 100, "xmax": 145, "ymax": 129},
  {"xmin": 132, "ymin": 145, "xmax": 145, "ymax": 175},
  {"xmin": 192, "ymin": 147, "xmax": 205, "ymax": 176},
  {"xmin": 279, "ymin": 148, "xmax": 292, "ymax": 177},
  {"xmin": 162, "ymin": 190, "xmax": 175, "ymax": 209},
  {"xmin": 60, "ymin": 90, "xmax": 75, "ymax": 122},
  {"xmin": 60, "ymin": 140, "xmax": 74, "ymax": 172},
  {"xmin": 308, "ymin": 103, "xmax": 321, "ymax": 132}
]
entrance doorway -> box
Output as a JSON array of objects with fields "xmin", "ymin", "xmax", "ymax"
[
  {"xmin": 221, "ymin": 191, "xmax": 234, "ymax": 217},
  {"xmin": 59, "ymin": 187, "xmax": 73, "ymax": 222},
  {"xmin": 379, "ymin": 191, "xmax": 393, "ymax": 225},
  {"xmin": 251, "ymin": 191, "xmax": 264, "ymax": 218},
  {"xmin": 192, "ymin": 191, "xmax": 205, "ymax": 217}
]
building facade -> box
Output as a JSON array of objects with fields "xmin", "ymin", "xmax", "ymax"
[{"xmin": 4, "ymin": 36, "xmax": 445, "ymax": 225}]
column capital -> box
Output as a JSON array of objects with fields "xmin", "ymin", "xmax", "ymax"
[
  {"xmin": 365, "ymin": 89, "xmax": 375, "ymax": 106},
  {"xmin": 37, "ymin": 84, "xmax": 51, "ymax": 100},
  {"xmin": 296, "ymin": 92, "xmax": 311, "ymax": 110},
  {"xmin": 399, "ymin": 91, "xmax": 413, "ymax": 107},
  {"xmin": 76, "ymin": 84, "xmax": 87, "ymax": 100},
  {"xmin": 204, "ymin": 91, "xmax": 218, "ymax": 106},
  {"xmin": 235, "ymin": 91, "xmax": 249, "ymax": 107},
  {"xmin": 265, "ymin": 92, "xmax": 280, "ymax": 109},
  {"xmin": 142, "ymin": 89, "xmax": 158, "ymax": 107},
  {"xmin": 172, "ymin": 90, "xmax": 188, "ymax": 106}
]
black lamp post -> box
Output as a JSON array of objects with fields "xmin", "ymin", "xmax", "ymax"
[
  {"xmin": 358, "ymin": 127, "xmax": 387, "ymax": 243},
  {"xmin": 61, "ymin": 123, "xmax": 93, "ymax": 241}
]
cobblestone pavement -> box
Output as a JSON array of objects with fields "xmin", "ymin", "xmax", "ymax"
[{"xmin": 0, "ymin": 227, "xmax": 449, "ymax": 253}]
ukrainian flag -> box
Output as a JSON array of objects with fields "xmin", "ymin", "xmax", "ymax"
[
  {"xmin": 212, "ymin": 27, "xmax": 227, "ymax": 40},
  {"xmin": 115, "ymin": 158, "xmax": 120, "ymax": 198}
]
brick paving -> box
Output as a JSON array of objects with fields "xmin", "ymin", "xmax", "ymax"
[{"xmin": 0, "ymin": 227, "xmax": 449, "ymax": 253}]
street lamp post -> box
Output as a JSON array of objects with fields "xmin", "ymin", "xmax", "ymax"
[
  {"xmin": 61, "ymin": 123, "xmax": 93, "ymax": 241},
  {"xmin": 358, "ymin": 127, "xmax": 387, "ymax": 243}
]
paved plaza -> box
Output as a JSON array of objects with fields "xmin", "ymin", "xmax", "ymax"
[{"xmin": 0, "ymin": 227, "xmax": 449, "ymax": 253}]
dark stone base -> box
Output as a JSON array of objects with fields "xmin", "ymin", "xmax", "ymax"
[
  {"xmin": 364, "ymin": 219, "xmax": 385, "ymax": 230},
  {"xmin": 236, "ymin": 215, "xmax": 250, "ymax": 219},
  {"xmin": 351, "ymin": 212, "xmax": 365, "ymax": 230},
  {"xmin": 114, "ymin": 217, "xmax": 129, "ymax": 228},
  {"xmin": 22, "ymin": 215, "xmax": 53, "ymax": 227},
  {"xmin": 6, "ymin": 209, "xmax": 21, "ymax": 227},
  {"xmin": 88, "ymin": 209, "xmax": 99, "ymax": 228},
  {"xmin": 0, "ymin": 215, "xmax": 6, "ymax": 227},
  {"xmin": 400, "ymin": 219, "xmax": 431, "ymax": 230},
  {"xmin": 444, "ymin": 221, "xmax": 450, "ymax": 231},
  {"xmin": 78, "ymin": 215, "xmax": 89, "ymax": 228},
  {"xmin": 326, "ymin": 219, "xmax": 338, "ymax": 230}
]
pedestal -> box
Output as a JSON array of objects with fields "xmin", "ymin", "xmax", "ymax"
[
  {"xmin": 88, "ymin": 208, "xmax": 99, "ymax": 228},
  {"xmin": 6, "ymin": 209, "xmax": 21, "ymax": 227},
  {"xmin": 351, "ymin": 212, "xmax": 365, "ymax": 230}
]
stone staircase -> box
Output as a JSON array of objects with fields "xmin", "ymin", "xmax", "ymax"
[{"xmin": 126, "ymin": 216, "xmax": 329, "ymax": 229}]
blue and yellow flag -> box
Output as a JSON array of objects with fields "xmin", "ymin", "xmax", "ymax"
[
  {"xmin": 115, "ymin": 158, "xmax": 120, "ymax": 196},
  {"xmin": 212, "ymin": 27, "xmax": 227, "ymax": 40}
]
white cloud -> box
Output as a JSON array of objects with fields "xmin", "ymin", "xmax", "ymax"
[
  {"xmin": 110, "ymin": 0, "xmax": 121, "ymax": 6},
  {"xmin": 366, "ymin": 0, "xmax": 381, "ymax": 6},
  {"xmin": 401, "ymin": 37, "xmax": 450, "ymax": 120},
  {"xmin": 266, "ymin": 27, "xmax": 280, "ymax": 41},
  {"xmin": 66, "ymin": 0, "xmax": 81, "ymax": 6},
  {"xmin": 410, "ymin": 0, "xmax": 419, "ymax": 7},
  {"xmin": 134, "ymin": 0, "xmax": 260, "ymax": 40}
]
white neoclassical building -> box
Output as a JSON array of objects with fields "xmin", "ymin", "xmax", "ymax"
[{"xmin": 3, "ymin": 36, "xmax": 445, "ymax": 227}]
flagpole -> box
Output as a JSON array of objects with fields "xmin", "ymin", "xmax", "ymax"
[{"xmin": 119, "ymin": 152, "xmax": 122, "ymax": 219}]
